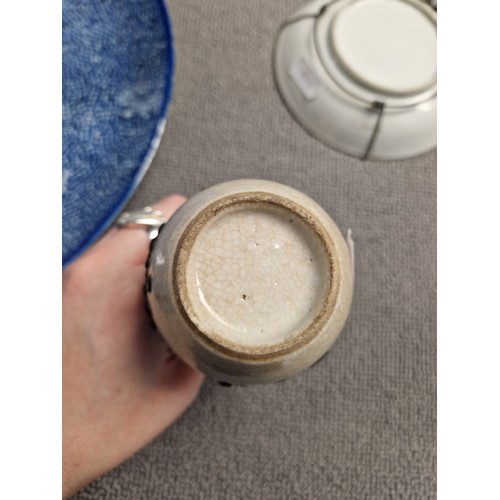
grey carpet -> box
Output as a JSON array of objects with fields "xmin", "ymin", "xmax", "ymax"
[{"xmin": 74, "ymin": 0, "xmax": 436, "ymax": 498}]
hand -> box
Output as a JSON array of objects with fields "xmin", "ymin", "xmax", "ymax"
[{"xmin": 62, "ymin": 195, "xmax": 204, "ymax": 498}]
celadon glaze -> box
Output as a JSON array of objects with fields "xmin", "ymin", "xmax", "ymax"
[{"xmin": 147, "ymin": 179, "xmax": 354, "ymax": 384}]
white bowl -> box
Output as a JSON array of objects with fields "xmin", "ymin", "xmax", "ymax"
[{"xmin": 273, "ymin": 0, "xmax": 437, "ymax": 160}]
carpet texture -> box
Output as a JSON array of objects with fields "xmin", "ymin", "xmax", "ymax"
[{"xmin": 73, "ymin": 0, "xmax": 436, "ymax": 498}]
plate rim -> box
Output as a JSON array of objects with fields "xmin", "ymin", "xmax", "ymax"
[
  {"xmin": 272, "ymin": 0, "xmax": 437, "ymax": 160},
  {"xmin": 62, "ymin": 0, "xmax": 175, "ymax": 269}
]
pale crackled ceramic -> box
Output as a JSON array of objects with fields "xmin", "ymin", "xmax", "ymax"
[{"xmin": 147, "ymin": 180, "xmax": 354, "ymax": 384}]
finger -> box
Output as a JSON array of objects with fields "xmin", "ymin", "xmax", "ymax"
[
  {"xmin": 109, "ymin": 193, "xmax": 187, "ymax": 248},
  {"xmin": 139, "ymin": 361, "xmax": 204, "ymax": 446},
  {"xmin": 116, "ymin": 193, "xmax": 187, "ymax": 265},
  {"xmin": 152, "ymin": 194, "xmax": 187, "ymax": 220},
  {"xmin": 162, "ymin": 358, "xmax": 204, "ymax": 402},
  {"xmin": 91, "ymin": 194, "xmax": 187, "ymax": 266},
  {"xmin": 146, "ymin": 360, "xmax": 204, "ymax": 428}
]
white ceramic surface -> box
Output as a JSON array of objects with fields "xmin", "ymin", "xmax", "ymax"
[
  {"xmin": 185, "ymin": 205, "xmax": 331, "ymax": 347},
  {"xmin": 147, "ymin": 180, "xmax": 354, "ymax": 384},
  {"xmin": 273, "ymin": 0, "xmax": 437, "ymax": 159}
]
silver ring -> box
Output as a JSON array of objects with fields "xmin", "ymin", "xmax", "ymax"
[{"xmin": 116, "ymin": 206, "xmax": 167, "ymax": 240}]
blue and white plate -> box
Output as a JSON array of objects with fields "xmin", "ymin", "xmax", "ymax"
[{"xmin": 62, "ymin": 0, "xmax": 175, "ymax": 267}]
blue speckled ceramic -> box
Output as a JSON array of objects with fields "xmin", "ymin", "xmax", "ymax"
[{"xmin": 62, "ymin": 0, "xmax": 174, "ymax": 267}]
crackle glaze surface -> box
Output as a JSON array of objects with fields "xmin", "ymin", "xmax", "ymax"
[
  {"xmin": 185, "ymin": 204, "xmax": 330, "ymax": 347},
  {"xmin": 147, "ymin": 179, "xmax": 353, "ymax": 384}
]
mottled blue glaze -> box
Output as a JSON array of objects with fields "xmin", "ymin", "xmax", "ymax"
[{"xmin": 62, "ymin": 0, "xmax": 174, "ymax": 267}]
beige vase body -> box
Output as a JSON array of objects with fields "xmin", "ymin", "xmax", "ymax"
[{"xmin": 147, "ymin": 180, "xmax": 354, "ymax": 384}]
